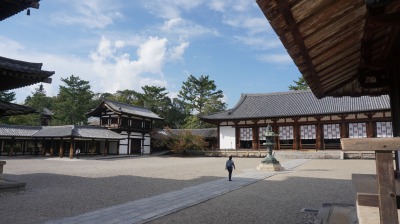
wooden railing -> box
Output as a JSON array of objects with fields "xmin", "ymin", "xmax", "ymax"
[{"xmin": 341, "ymin": 137, "xmax": 400, "ymax": 224}]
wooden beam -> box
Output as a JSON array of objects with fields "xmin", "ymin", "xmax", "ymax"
[
  {"xmin": 371, "ymin": 12, "xmax": 400, "ymax": 25},
  {"xmin": 341, "ymin": 137, "xmax": 400, "ymax": 151}
]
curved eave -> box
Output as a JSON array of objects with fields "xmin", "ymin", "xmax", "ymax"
[{"xmin": 257, "ymin": 0, "xmax": 400, "ymax": 98}]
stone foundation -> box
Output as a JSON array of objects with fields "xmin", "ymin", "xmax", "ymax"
[{"xmin": 257, "ymin": 163, "xmax": 284, "ymax": 171}]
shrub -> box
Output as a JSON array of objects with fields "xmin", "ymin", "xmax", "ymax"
[{"xmin": 152, "ymin": 128, "xmax": 207, "ymax": 153}]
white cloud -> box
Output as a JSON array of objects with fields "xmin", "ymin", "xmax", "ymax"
[
  {"xmin": 51, "ymin": 0, "xmax": 123, "ymax": 28},
  {"xmin": 167, "ymin": 42, "xmax": 190, "ymax": 61},
  {"xmin": 0, "ymin": 36, "xmax": 25, "ymax": 53},
  {"xmin": 5, "ymin": 35, "xmax": 190, "ymax": 102},
  {"xmin": 234, "ymin": 35, "xmax": 282, "ymax": 49},
  {"xmin": 144, "ymin": 0, "xmax": 203, "ymax": 19},
  {"xmin": 208, "ymin": 0, "xmax": 225, "ymax": 12},
  {"xmin": 258, "ymin": 54, "xmax": 293, "ymax": 64},
  {"xmin": 160, "ymin": 18, "xmax": 219, "ymax": 40}
]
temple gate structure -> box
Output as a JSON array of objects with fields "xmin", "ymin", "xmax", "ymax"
[{"xmin": 87, "ymin": 99, "xmax": 163, "ymax": 155}]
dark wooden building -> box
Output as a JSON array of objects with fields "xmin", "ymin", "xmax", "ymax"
[
  {"xmin": 87, "ymin": 99, "xmax": 163, "ymax": 155},
  {"xmin": 0, "ymin": 125, "xmax": 125, "ymax": 157}
]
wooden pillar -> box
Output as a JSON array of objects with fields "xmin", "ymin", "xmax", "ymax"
[
  {"xmin": 117, "ymin": 140, "xmax": 120, "ymax": 155},
  {"xmin": 235, "ymin": 124, "xmax": 240, "ymax": 149},
  {"xmin": 252, "ymin": 126, "xmax": 258, "ymax": 150},
  {"xmin": 217, "ymin": 125, "xmax": 220, "ymax": 149},
  {"xmin": 103, "ymin": 140, "xmax": 108, "ymax": 156},
  {"xmin": 59, "ymin": 140, "xmax": 64, "ymax": 158},
  {"xmin": 316, "ymin": 123, "xmax": 324, "ymax": 151},
  {"xmin": 69, "ymin": 138, "xmax": 74, "ymax": 159},
  {"xmin": 293, "ymin": 118, "xmax": 300, "ymax": 150},
  {"xmin": 34, "ymin": 140, "xmax": 38, "ymax": 156},
  {"xmin": 50, "ymin": 138, "xmax": 54, "ymax": 157},
  {"xmin": 272, "ymin": 121, "xmax": 279, "ymax": 150},
  {"xmin": 341, "ymin": 123, "xmax": 347, "ymax": 138},
  {"xmin": 9, "ymin": 137, "xmax": 14, "ymax": 156},
  {"xmin": 389, "ymin": 66, "xmax": 400, "ymax": 172},
  {"xmin": 376, "ymin": 151, "xmax": 398, "ymax": 223}
]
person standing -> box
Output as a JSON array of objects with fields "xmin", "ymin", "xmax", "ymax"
[
  {"xmin": 76, "ymin": 147, "xmax": 81, "ymax": 159},
  {"xmin": 225, "ymin": 155, "xmax": 236, "ymax": 181}
]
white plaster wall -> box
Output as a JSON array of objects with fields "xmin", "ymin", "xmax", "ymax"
[
  {"xmin": 119, "ymin": 137, "xmax": 129, "ymax": 154},
  {"xmin": 119, "ymin": 144, "xmax": 128, "ymax": 154},
  {"xmin": 220, "ymin": 126, "xmax": 236, "ymax": 149},
  {"xmin": 143, "ymin": 134, "xmax": 151, "ymax": 154}
]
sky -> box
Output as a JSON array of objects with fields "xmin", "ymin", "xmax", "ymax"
[{"xmin": 0, "ymin": 0, "xmax": 301, "ymax": 109}]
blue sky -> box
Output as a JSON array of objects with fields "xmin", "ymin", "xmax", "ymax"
[{"xmin": 0, "ymin": 0, "xmax": 301, "ymax": 108}]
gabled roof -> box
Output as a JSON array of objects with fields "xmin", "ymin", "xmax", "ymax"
[
  {"xmin": 200, "ymin": 90, "xmax": 390, "ymax": 121},
  {"xmin": 87, "ymin": 99, "xmax": 163, "ymax": 120},
  {"xmin": 31, "ymin": 125, "xmax": 126, "ymax": 139},
  {"xmin": 0, "ymin": 100, "xmax": 37, "ymax": 117},
  {"xmin": 0, "ymin": 125, "xmax": 125, "ymax": 140},
  {"xmin": 0, "ymin": 125, "xmax": 41, "ymax": 137},
  {"xmin": 0, "ymin": 56, "xmax": 54, "ymax": 91},
  {"xmin": 0, "ymin": 0, "xmax": 40, "ymax": 21},
  {"xmin": 257, "ymin": 0, "xmax": 400, "ymax": 98}
]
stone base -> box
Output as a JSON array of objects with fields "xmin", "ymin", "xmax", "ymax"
[
  {"xmin": 0, "ymin": 179, "xmax": 26, "ymax": 193},
  {"xmin": 257, "ymin": 163, "xmax": 284, "ymax": 171}
]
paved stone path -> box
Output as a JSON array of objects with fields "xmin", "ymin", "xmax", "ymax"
[{"xmin": 45, "ymin": 159, "xmax": 309, "ymax": 224}]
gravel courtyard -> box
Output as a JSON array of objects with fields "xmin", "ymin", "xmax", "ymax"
[{"xmin": 0, "ymin": 155, "xmax": 376, "ymax": 224}]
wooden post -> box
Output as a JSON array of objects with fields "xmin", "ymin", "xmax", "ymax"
[
  {"xmin": 342, "ymin": 138, "xmax": 399, "ymax": 223},
  {"xmin": 389, "ymin": 66, "xmax": 400, "ymax": 173},
  {"xmin": 316, "ymin": 123, "xmax": 323, "ymax": 151},
  {"xmin": 376, "ymin": 151, "xmax": 398, "ymax": 223},
  {"xmin": 50, "ymin": 138, "xmax": 54, "ymax": 157},
  {"xmin": 272, "ymin": 123, "xmax": 279, "ymax": 150},
  {"xmin": 293, "ymin": 122, "xmax": 300, "ymax": 150},
  {"xmin": 9, "ymin": 138, "xmax": 14, "ymax": 156},
  {"xmin": 252, "ymin": 126, "xmax": 258, "ymax": 150},
  {"xmin": 59, "ymin": 140, "xmax": 64, "ymax": 158},
  {"xmin": 69, "ymin": 139, "xmax": 74, "ymax": 159}
]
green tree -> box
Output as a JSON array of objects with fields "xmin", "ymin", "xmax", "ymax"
[
  {"xmin": 178, "ymin": 75, "xmax": 226, "ymax": 128},
  {"xmin": 178, "ymin": 75, "xmax": 226, "ymax": 115},
  {"xmin": 112, "ymin": 89, "xmax": 142, "ymax": 105},
  {"xmin": 152, "ymin": 128, "xmax": 207, "ymax": 153},
  {"xmin": 0, "ymin": 91, "xmax": 16, "ymax": 102},
  {"xmin": 166, "ymin": 98, "xmax": 189, "ymax": 128},
  {"xmin": 16, "ymin": 85, "xmax": 55, "ymax": 125},
  {"xmin": 25, "ymin": 85, "xmax": 54, "ymax": 112},
  {"xmin": 288, "ymin": 76, "xmax": 309, "ymax": 90},
  {"xmin": 52, "ymin": 75, "xmax": 94, "ymax": 125}
]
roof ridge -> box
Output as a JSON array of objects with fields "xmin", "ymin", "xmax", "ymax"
[
  {"xmin": 104, "ymin": 98, "xmax": 151, "ymax": 110},
  {"xmin": 243, "ymin": 90, "xmax": 312, "ymax": 96}
]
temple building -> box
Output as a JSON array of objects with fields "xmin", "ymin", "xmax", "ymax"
[
  {"xmin": 200, "ymin": 90, "xmax": 392, "ymax": 151},
  {"xmin": 87, "ymin": 99, "xmax": 163, "ymax": 155}
]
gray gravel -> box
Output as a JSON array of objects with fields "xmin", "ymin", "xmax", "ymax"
[{"xmin": 0, "ymin": 155, "xmax": 376, "ymax": 224}]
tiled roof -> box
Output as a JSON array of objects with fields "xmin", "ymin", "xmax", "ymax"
[
  {"xmin": 200, "ymin": 90, "xmax": 390, "ymax": 120},
  {"xmin": 0, "ymin": 0, "xmax": 40, "ymax": 21},
  {"xmin": 87, "ymin": 99, "xmax": 163, "ymax": 120},
  {"xmin": 0, "ymin": 56, "xmax": 54, "ymax": 91},
  {"xmin": 32, "ymin": 126, "xmax": 74, "ymax": 137},
  {"xmin": 0, "ymin": 100, "xmax": 36, "ymax": 117},
  {"xmin": 0, "ymin": 125, "xmax": 125, "ymax": 140},
  {"xmin": 0, "ymin": 125, "xmax": 41, "ymax": 137},
  {"xmin": 72, "ymin": 126, "xmax": 126, "ymax": 140}
]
